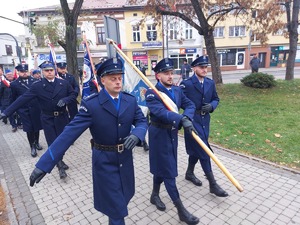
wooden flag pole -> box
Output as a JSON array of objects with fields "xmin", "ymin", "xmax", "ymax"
[{"xmin": 108, "ymin": 38, "xmax": 243, "ymax": 192}]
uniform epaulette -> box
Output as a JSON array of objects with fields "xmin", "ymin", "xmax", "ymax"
[
  {"xmin": 122, "ymin": 91, "xmax": 135, "ymax": 98},
  {"xmin": 32, "ymin": 80, "xmax": 41, "ymax": 84},
  {"xmin": 206, "ymin": 77, "xmax": 212, "ymax": 81},
  {"xmin": 83, "ymin": 92, "xmax": 98, "ymax": 101}
]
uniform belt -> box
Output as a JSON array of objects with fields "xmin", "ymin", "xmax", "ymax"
[
  {"xmin": 151, "ymin": 121, "xmax": 173, "ymax": 129},
  {"xmin": 42, "ymin": 110, "xmax": 66, "ymax": 117},
  {"xmin": 91, "ymin": 139, "xmax": 124, "ymax": 153},
  {"xmin": 195, "ymin": 109, "xmax": 207, "ymax": 115}
]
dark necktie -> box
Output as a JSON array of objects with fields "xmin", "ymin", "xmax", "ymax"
[
  {"xmin": 200, "ymin": 81, "xmax": 204, "ymax": 92},
  {"xmin": 114, "ymin": 98, "xmax": 118, "ymax": 103},
  {"xmin": 24, "ymin": 79, "xmax": 28, "ymax": 85}
]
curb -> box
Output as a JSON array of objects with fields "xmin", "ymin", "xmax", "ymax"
[{"xmin": 210, "ymin": 143, "xmax": 300, "ymax": 175}]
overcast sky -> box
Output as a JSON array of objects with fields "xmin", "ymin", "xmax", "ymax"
[{"xmin": 0, "ymin": 0, "xmax": 74, "ymax": 36}]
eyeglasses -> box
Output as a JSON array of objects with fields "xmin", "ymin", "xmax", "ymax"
[{"xmin": 44, "ymin": 69, "xmax": 54, "ymax": 72}]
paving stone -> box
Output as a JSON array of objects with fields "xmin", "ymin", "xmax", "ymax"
[{"xmin": 1, "ymin": 123, "xmax": 300, "ymax": 225}]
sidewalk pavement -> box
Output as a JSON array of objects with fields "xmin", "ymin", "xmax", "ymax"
[{"xmin": 1, "ymin": 121, "xmax": 300, "ymax": 225}]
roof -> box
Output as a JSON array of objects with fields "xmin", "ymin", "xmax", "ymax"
[{"xmin": 82, "ymin": 0, "xmax": 127, "ymax": 9}]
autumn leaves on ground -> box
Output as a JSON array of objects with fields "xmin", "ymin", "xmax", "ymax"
[
  {"xmin": 0, "ymin": 184, "xmax": 9, "ymax": 225},
  {"xmin": 210, "ymin": 79, "xmax": 300, "ymax": 170}
]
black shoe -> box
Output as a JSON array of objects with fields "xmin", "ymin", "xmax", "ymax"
[
  {"xmin": 3, "ymin": 118, "xmax": 8, "ymax": 124},
  {"xmin": 185, "ymin": 173, "xmax": 202, "ymax": 186},
  {"xmin": 206, "ymin": 172, "xmax": 229, "ymax": 197},
  {"xmin": 174, "ymin": 199, "xmax": 199, "ymax": 225},
  {"xmin": 210, "ymin": 183, "xmax": 229, "ymax": 197},
  {"xmin": 31, "ymin": 147, "xmax": 37, "ymax": 157},
  {"xmin": 12, "ymin": 127, "xmax": 17, "ymax": 132},
  {"xmin": 35, "ymin": 142, "xmax": 43, "ymax": 151},
  {"xmin": 59, "ymin": 168, "xmax": 68, "ymax": 179},
  {"xmin": 61, "ymin": 161, "xmax": 69, "ymax": 170},
  {"xmin": 150, "ymin": 194, "xmax": 166, "ymax": 211},
  {"xmin": 143, "ymin": 142, "xmax": 149, "ymax": 151}
]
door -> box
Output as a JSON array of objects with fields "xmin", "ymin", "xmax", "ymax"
[
  {"xmin": 258, "ymin": 53, "xmax": 266, "ymax": 68},
  {"xmin": 236, "ymin": 52, "xmax": 245, "ymax": 69}
]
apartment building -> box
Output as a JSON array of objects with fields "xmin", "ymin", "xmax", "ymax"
[
  {"xmin": 209, "ymin": 6, "xmax": 300, "ymax": 71},
  {"xmin": 0, "ymin": 34, "xmax": 26, "ymax": 72},
  {"xmin": 18, "ymin": 1, "xmax": 298, "ymax": 73}
]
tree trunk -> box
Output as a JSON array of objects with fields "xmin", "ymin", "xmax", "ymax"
[
  {"xmin": 204, "ymin": 33, "xmax": 223, "ymax": 84},
  {"xmin": 65, "ymin": 25, "xmax": 79, "ymax": 83},
  {"xmin": 285, "ymin": 0, "xmax": 299, "ymax": 80}
]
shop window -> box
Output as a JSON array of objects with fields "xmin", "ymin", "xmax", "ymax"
[
  {"xmin": 170, "ymin": 54, "xmax": 193, "ymax": 69},
  {"xmin": 220, "ymin": 52, "xmax": 236, "ymax": 65}
]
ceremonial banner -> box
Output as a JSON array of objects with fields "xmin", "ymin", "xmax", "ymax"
[
  {"xmin": 119, "ymin": 54, "xmax": 148, "ymax": 116},
  {"xmin": 48, "ymin": 43, "xmax": 57, "ymax": 75},
  {"xmin": 82, "ymin": 43, "xmax": 95, "ymax": 98}
]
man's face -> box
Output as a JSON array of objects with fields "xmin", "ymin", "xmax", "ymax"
[
  {"xmin": 57, "ymin": 67, "xmax": 67, "ymax": 74},
  {"xmin": 42, "ymin": 68, "xmax": 55, "ymax": 80},
  {"xmin": 157, "ymin": 70, "xmax": 174, "ymax": 88},
  {"xmin": 193, "ymin": 65, "xmax": 208, "ymax": 78},
  {"xmin": 5, "ymin": 72, "xmax": 14, "ymax": 81},
  {"xmin": 33, "ymin": 73, "xmax": 41, "ymax": 79},
  {"xmin": 101, "ymin": 74, "xmax": 122, "ymax": 97},
  {"xmin": 18, "ymin": 70, "xmax": 29, "ymax": 78}
]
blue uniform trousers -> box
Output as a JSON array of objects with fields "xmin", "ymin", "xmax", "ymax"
[{"xmin": 153, "ymin": 176, "xmax": 179, "ymax": 202}]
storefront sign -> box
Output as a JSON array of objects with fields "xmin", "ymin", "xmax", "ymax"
[
  {"xmin": 185, "ymin": 48, "xmax": 196, "ymax": 53},
  {"xmin": 142, "ymin": 42, "xmax": 162, "ymax": 47}
]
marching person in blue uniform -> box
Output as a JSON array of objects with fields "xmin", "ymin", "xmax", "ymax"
[
  {"xmin": 1, "ymin": 64, "xmax": 43, "ymax": 157},
  {"xmin": 0, "ymin": 69, "xmax": 21, "ymax": 132},
  {"xmin": 0, "ymin": 61, "xmax": 76, "ymax": 179},
  {"xmin": 56, "ymin": 62, "xmax": 80, "ymax": 120},
  {"xmin": 146, "ymin": 58, "xmax": 199, "ymax": 225},
  {"xmin": 29, "ymin": 57, "xmax": 148, "ymax": 225},
  {"xmin": 32, "ymin": 69, "xmax": 42, "ymax": 80},
  {"xmin": 180, "ymin": 55, "xmax": 228, "ymax": 197}
]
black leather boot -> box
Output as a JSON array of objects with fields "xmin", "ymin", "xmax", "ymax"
[
  {"xmin": 61, "ymin": 160, "xmax": 69, "ymax": 170},
  {"xmin": 143, "ymin": 141, "xmax": 149, "ymax": 151},
  {"xmin": 30, "ymin": 143, "xmax": 37, "ymax": 157},
  {"xmin": 150, "ymin": 183, "xmax": 166, "ymax": 211},
  {"xmin": 34, "ymin": 132, "xmax": 43, "ymax": 150},
  {"xmin": 57, "ymin": 161, "xmax": 68, "ymax": 179},
  {"xmin": 34, "ymin": 142, "xmax": 43, "ymax": 151},
  {"xmin": 185, "ymin": 163, "xmax": 202, "ymax": 186},
  {"xmin": 173, "ymin": 198, "xmax": 199, "ymax": 225},
  {"xmin": 206, "ymin": 172, "xmax": 228, "ymax": 197}
]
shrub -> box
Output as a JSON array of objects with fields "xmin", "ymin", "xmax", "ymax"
[{"xmin": 241, "ymin": 72, "xmax": 277, "ymax": 88}]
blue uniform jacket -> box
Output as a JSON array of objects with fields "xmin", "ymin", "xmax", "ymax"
[
  {"xmin": 59, "ymin": 73, "xmax": 79, "ymax": 119},
  {"xmin": 146, "ymin": 83, "xmax": 195, "ymax": 178},
  {"xmin": 9, "ymin": 77, "xmax": 42, "ymax": 132},
  {"xmin": 59, "ymin": 73, "xmax": 79, "ymax": 96},
  {"xmin": 35, "ymin": 90, "xmax": 147, "ymax": 218},
  {"xmin": 180, "ymin": 75, "xmax": 219, "ymax": 157},
  {"xmin": 4, "ymin": 78, "xmax": 76, "ymax": 144}
]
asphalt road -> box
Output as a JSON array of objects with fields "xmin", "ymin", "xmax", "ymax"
[
  {"xmin": 147, "ymin": 67, "xmax": 300, "ymax": 85},
  {"xmin": 208, "ymin": 67, "xmax": 300, "ymax": 84}
]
